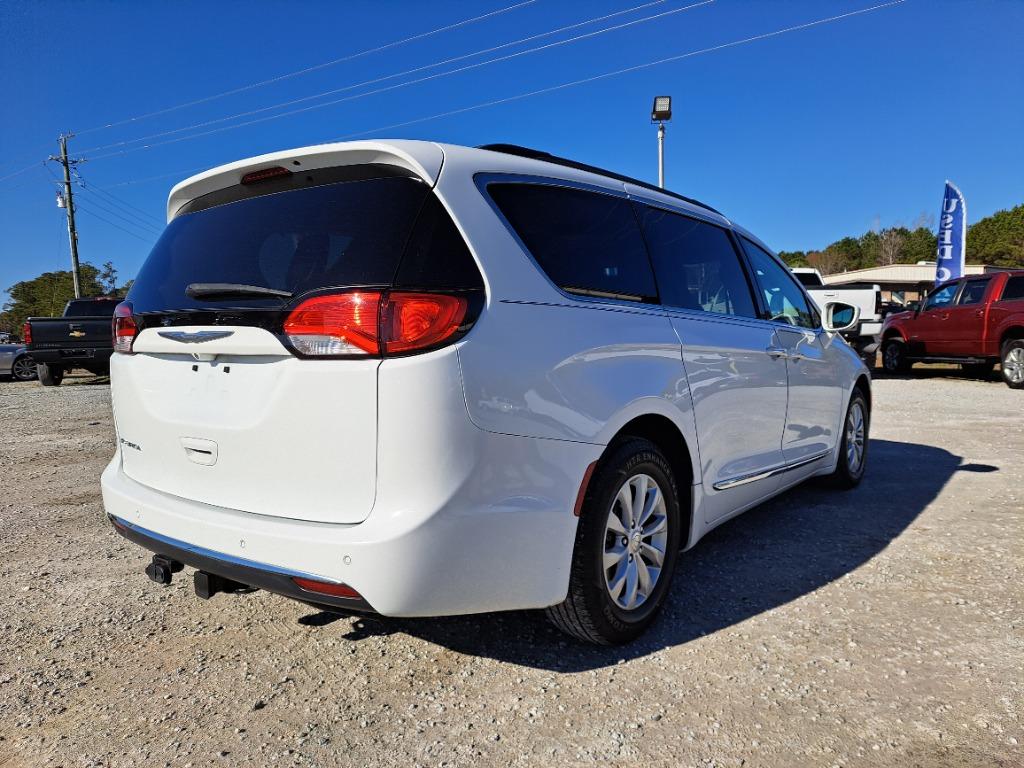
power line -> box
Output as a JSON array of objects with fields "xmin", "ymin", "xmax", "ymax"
[
  {"xmin": 73, "ymin": 170, "xmax": 164, "ymax": 226},
  {"xmin": 332, "ymin": 1, "xmax": 908, "ymax": 142},
  {"xmin": 75, "ymin": 201, "xmax": 159, "ymax": 244},
  {"xmin": 73, "ymin": 0, "xmax": 539, "ymax": 137},
  {"xmin": 98, "ymin": 166, "xmax": 211, "ymax": 190},
  {"xmin": 75, "ymin": 191, "xmax": 163, "ymax": 235},
  {"xmin": 77, "ymin": 0, "xmax": 683, "ymax": 155},
  {"xmin": 83, "ymin": 0, "xmax": 716, "ymax": 162},
  {"xmin": 76, "ymin": 0, "xmax": 906, "ymax": 191},
  {"xmin": 0, "ymin": 160, "xmax": 45, "ymax": 184}
]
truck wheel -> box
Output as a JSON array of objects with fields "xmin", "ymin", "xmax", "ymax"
[
  {"xmin": 12, "ymin": 355, "xmax": 37, "ymax": 381},
  {"xmin": 881, "ymin": 339, "xmax": 910, "ymax": 374},
  {"xmin": 546, "ymin": 438, "xmax": 682, "ymax": 645},
  {"xmin": 961, "ymin": 361, "xmax": 995, "ymax": 379},
  {"xmin": 1002, "ymin": 340, "xmax": 1024, "ymax": 389},
  {"xmin": 36, "ymin": 363, "xmax": 64, "ymax": 386}
]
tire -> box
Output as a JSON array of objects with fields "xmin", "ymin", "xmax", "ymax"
[
  {"xmin": 1001, "ymin": 339, "xmax": 1024, "ymax": 389},
  {"xmin": 827, "ymin": 389, "xmax": 870, "ymax": 489},
  {"xmin": 36, "ymin": 363, "xmax": 64, "ymax": 386},
  {"xmin": 546, "ymin": 438, "xmax": 683, "ymax": 645},
  {"xmin": 11, "ymin": 355, "xmax": 37, "ymax": 381},
  {"xmin": 961, "ymin": 361, "xmax": 995, "ymax": 379},
  {"xmin": 881, "ymin": 338, "xmax": 910, "ymax": 374}
]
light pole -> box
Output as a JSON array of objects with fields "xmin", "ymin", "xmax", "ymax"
[{"xmin": 651, "ymin": 96, "xmax": 672, "ymax": 189}]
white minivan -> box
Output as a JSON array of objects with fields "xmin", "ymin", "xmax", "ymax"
[{"xmin": 102, "ymin": 140, "xmax": 870, "ymax": 644}]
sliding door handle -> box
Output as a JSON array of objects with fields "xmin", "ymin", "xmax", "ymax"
[{"xmin": 766, "ymin": 347, "xmax": 789, "ymax": 359}]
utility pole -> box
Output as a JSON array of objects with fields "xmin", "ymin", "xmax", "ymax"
[{"xmin": 51, "ymin": 134, "xmax": 82, "ymax": 298}]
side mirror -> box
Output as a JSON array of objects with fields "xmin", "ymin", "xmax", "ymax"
[
  {"xmin": 906, "ymin": 301, "xmax": 920, "ymax": 313},
  {"xmin": 822, "ymin": 301, "xmax": 860, "ymax": 333}
]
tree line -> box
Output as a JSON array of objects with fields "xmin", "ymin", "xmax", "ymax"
[
  {"xmin": 2, "ymin": 202, "xmax": 1022, "ymax": 336},
  {"xmin": 0, "ymin": 261, "xmax": 132, "ymax": 337},
  {"xmin": 779, "ymin": 203, "xmax": 1024, "ymax": 274}
]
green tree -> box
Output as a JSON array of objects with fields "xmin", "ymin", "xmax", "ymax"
[
  {"xmin": 778, "ymin": 250, "xmax": 810, "ymax": 267},
  {"xmin": 966, "ymin": 204, "xmax": 1024, "ymax": 268},
  {"xmin": 99, "ymin": 261, "xmax": 118, "ymax": 294},
  {"xmin": 0, "ymin": 263, "xmax": 104, "ymax": 336}
]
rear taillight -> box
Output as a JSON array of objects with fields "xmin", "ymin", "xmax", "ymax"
[
  {"xmin": 112, "ymin": 301, "xmax": 137, "ymax": 354},
  {"xmin": 22, "ymin": 321, "xmax": 31, "ymax": 345},
  {"xmin": 283, "ymin": 292, "xmax": 382, "ymax": 356},
  {"xmin": 381, "ymin": 292, "xmax": 468, "ymax": 355},
  {"xmin": 283, "ymin": 290, "xmax": 471, "ymax": 357}
]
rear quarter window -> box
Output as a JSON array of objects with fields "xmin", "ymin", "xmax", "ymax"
[
  {"xmin": 1001, "ymin": 276, "xmax": 1024, "ymax": 301},
  {"xmin": 487, "ymin": 182, "xmax": 657, "ymax": 302}
]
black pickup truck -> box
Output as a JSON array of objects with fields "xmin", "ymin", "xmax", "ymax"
[{"xmin": 23, "ymin": 297, "xmax": 120, "ymax": 386}]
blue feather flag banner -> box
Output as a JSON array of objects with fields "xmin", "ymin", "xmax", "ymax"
[{"xmin": 935, "ymin": 181, "xmax": 966, "ymax": 284}]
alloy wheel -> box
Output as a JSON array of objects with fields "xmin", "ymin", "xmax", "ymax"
[
  {"xmin": 603, "ymin": 473, "xmax": 668, "ymax": 610},
  {"xmin": 845, "ymin": 401, "xmax": 866, "ymax": 474},
  {"xmin": 1005, "ymin": 347, "xmax": 1024, "ymax": 385},
  {"xmin": 12, "ymin": 356, "xmax": 35, "ymax": 381}
]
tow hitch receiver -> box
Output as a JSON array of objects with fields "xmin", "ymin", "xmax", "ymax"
[
  {"xmin": 194, "ymin": 570, "xmax": 253, "ymax": 600},
  {"xmin": 145, "ymin": 555, "xmax": 183, "ymax": 585}
]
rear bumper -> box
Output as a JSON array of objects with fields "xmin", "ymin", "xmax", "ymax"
[
  {"xmin": 110, "ymin": 514, "xmax": 376, "ymax": 613},
  {"xmin": 101, "ymin": 426, "xmax": 598, "ymax": 617},
  {"xmin": 28, "ymin": 347, "xmax": 112, "ymax": 366}
]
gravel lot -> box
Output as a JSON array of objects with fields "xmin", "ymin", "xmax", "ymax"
[{"xmin": 0, "ymin": 370, "xmax": 1020, "ymax": 768}]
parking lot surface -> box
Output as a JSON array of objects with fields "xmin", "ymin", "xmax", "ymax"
[{"xmin": 0, "ymin": 372, "xmax": 1020, "ymax": 767}]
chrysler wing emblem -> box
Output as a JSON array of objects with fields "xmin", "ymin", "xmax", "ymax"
[{"xmin": 157, "ymin": 330, "xmax": 235, "ymax": 344}]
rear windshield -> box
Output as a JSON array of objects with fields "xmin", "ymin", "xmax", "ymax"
[
  {"xmin": 128, "ymin": 171, "xmax": 432, "ymax": 312},
  {"xmin": 793, "ymin": 271, "xmax": 823, "ymax": 287},
  {"xmin": 64, "ymin": 299, "xmax": 119, "ymax": 317}
]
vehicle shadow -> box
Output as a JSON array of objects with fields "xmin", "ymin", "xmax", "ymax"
[
  {"xmin": 303, "ymin": 439, "xmax": 977, "ymax": 671},
  {"xmin": 872, "ymin": 366, "xmax": 1001, "ymax": 383}
]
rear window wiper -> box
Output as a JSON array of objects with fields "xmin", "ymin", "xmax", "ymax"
[{"xmin": 185, "ymin": 283, "xmax": 293, "ymax": 301}]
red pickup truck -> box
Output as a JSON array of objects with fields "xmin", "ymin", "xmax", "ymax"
[{"xmin": 880, "ymin": 269, "xmax": 1024, "ymax": 388}]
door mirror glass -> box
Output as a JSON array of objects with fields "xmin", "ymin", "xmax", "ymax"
[{"xmin": 822, "ymin": 301, "xmax": 860, "ymax": 333}]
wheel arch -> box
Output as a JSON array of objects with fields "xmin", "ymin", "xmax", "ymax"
[
  {"xmin": 1000, "ymin": 325, "xmax": 1024, "ymax": 349},
  {"xmin": 882, "ymin": 325, "xmax": 907, "ymax": 342},
  {"xmin": 600, "ymin": 411, "xmax": 698, "ymax": 549},
  {"xmin": 853, "ymin": 373, "xmax": 871, "ymax": 413}
]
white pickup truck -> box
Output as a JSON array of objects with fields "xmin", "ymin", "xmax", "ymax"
[{"xmin": 791, "ymin": 268, "xmax": 882, "ymax": 358}]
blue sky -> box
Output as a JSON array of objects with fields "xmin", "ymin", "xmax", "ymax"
[{"xmin": 1, "ymin": 0, "xmax": 1022, "ymax": 300}]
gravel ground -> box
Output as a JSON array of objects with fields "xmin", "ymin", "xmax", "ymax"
[{"xmin": 0, "ymin": 370, "xmax": 1021, "ymax": 768}]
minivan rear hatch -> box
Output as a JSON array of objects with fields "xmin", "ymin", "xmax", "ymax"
[{"xmin": 113, "ymin": 162, "xmax": 443, "ymax": 525}]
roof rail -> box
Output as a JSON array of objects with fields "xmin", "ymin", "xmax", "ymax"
[{"xmin": 476, "ymin": 143, "xmax": 721, "ymax": 215}]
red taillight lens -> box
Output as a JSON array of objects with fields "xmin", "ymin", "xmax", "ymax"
[
  {"xmin": 283, "ymin": 290, "xmax": 472, "ymax": 358},
  {"xmin": 382, "ymin": 292, "xmax": 468, "ymax": 355},
  {"xmin": 22, "ymin": 321, "xmax": 31, "ymax": 344},
  {"xmin": 112, "ymin": 301, "xmax": 137, "ymax": 354},
  {"xmin": 291, "ymin": 577, "xmax": 362, "ymax": 600},
  {"xmin": 283, "ymin": 292, "xmax": 382, "ymax": 356}
]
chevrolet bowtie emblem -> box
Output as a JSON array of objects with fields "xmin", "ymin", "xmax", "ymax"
[
  {"xmin": 157, "ymin": 330, "xmax": 235, "ymax": 344},
  {"xmin": 69, "ymin": 330, "xmax": 86, "ymax": 338}
]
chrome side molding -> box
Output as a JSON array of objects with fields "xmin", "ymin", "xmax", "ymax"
[{"xmin": 713, "ymin": 450, "xmax": 832, "ymax": 491}]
